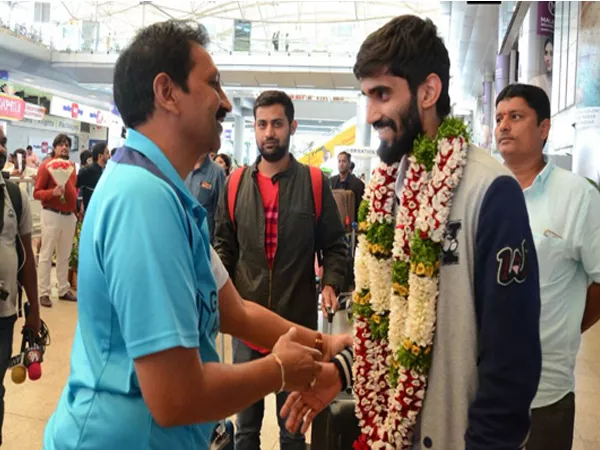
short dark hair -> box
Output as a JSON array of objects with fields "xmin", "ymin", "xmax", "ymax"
[
  {"xmin": 92, "ymin": 142, "xmax": 108, "ymax": 162},
  {"xmin": 80, "ymin": 150, "xmax": 92, "ymax": 166},
  {"xmin": 253, "ymin": 90, "xmax": 295, "ymax": 124},
  {"xmin": 53, "ymin": 134, "xmax": 72, "ymax": 149},
  {"xmin": 26, "ymin": 145, "xmax": 32, "ymax": 151},
  {"xmin": 544, "ymin": 37, "xmax": 553, "ymax": 48},
  {"xmin": 354, "ymin": 15, "xmax": 451, "ymax": 120},
  {"xmin": 113, "ymin": 20, "xmax": 210, "ymax": 129},
  {"xmin": 495, "ymin": 83, "xmax": 550, "ymax": 124},
  {"xmin": 338, "ymin": 151, "xmax": 351, "ymax": 161}
]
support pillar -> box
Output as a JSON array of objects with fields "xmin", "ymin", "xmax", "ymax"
[
  {"xmin": 355, "ymin": 94, "xmax": 371, "ymax": 147},
  {"xmin": 233, "ymin": 98, "xmax": 245, "ymax": 165}
]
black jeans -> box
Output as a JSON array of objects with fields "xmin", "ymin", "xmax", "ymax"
[
  {"xmin": 528, "ymin": 392, "xmax": 575, "ymax": 450},
  {"xmin": 232, "ymin": 338, "xmax": 305, "ymax": 450},
  {"xmin": 0, "ymin": 315, "xmax": 16, "ymax": 447}
]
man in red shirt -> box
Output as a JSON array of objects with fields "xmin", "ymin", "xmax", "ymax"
[
  {"xmin": 214, "ymin": 91, "xmax": 348, "ymax": 450},
  {"xmin": 34, "ymin": 134, "xmax": 78, "ymax": 307}
]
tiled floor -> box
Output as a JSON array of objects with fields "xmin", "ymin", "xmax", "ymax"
[{"xmin": 2, "ymin": 294, "xmax": 600, "ymax": 449}]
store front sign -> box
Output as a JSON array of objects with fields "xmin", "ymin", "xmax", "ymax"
[
  {"xmin": 50, "ymin": 95, "xmax": 119, "ymax": 127},
  {"xmin": 0, "ymin": 93, "xmax": 25, "ymax": 121},
  {"xmin": 24, "ymin": 103, "xmax": 46, "ymax": 121}
]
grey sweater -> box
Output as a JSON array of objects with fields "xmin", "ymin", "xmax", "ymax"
[{"xmin": 339, "ymin": 145, "xmax": 542, "ymax": 449}]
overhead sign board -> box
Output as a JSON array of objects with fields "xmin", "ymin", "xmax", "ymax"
[
  {"xmin": 50, "ymin": 96, "xmax": 121, "ymax": 127},
  {"xmin": 0, "ymin": 93, "xmax": 25, "ymax": 121}
]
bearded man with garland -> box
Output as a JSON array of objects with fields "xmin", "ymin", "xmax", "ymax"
[{"xmin": 281, "ymin": 15, "xmax": 542, "ymax": 450}]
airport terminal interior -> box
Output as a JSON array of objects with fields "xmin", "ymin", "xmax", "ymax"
[{"xmin": 1, "ymin": 0, "xmax": 600, "ymax": 449}]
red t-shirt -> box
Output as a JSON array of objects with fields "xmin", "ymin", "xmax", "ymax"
[
  {"xmin": 244, "ymin": 172, "xmax": 280, "ymax": 354},
  {"xmin": 33, "ymin": 158, "xmax": 77, "ymax": 213}
]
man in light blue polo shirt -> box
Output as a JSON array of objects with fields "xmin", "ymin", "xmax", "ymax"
[
  {"xmin": 43, "ymin": 21, "xmax": 351, "ymax": 450},
  {"xmin": 496, "ymin": 83, "xmax": 600, "ymax": 450}
]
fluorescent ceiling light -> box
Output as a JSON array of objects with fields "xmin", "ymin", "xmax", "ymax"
[
  {"xmin": 337, "ymin": 86, "xmax": 357, "ymax": 90},
  {"xmin": 259, "ymin": 83, "xmax": 278, "ymax": 87},
  {"xmin": 296, "ymin": 84, "xmax": 315, "ymax": 88},
  {"xmin": 224, "ymin": 82, "xmax": 241, "ymax": 86}
]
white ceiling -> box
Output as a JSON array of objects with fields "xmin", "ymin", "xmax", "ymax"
[{"xmin": 0, "ymin": 1, "xmax": 500, "ymax": 134}]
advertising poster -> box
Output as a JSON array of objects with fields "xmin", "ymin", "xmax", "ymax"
[
  {"xmin": 573, "ymin": 1, "xmax": 600, "ymax": 183},
  {"xmin": 530, "ymin": 2, "xmax": 555, "ymax": 100}
]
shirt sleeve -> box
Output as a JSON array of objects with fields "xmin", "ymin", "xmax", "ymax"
[
  {"xmin": 573, "ymin": 187, "xmax": 600, "ymax": 283},
  {"xmin": 211, "ymin": 246, "xmax": 229, "ymax": 291},
  {"xmin": 466, "ymin": 175, "xmax": 542, "ymax": 450},
  {"xmin": 18, "ymin": 187, "xmax": 32, "ymax": 236},
  {"xmin": 102, "ymin": 175, "xmax": 201, "ymax": 360}
]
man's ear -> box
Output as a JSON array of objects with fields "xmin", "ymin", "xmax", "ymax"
[
  {"xmin": 290, "ymin": 119, "xmax": 298, "ymax": 136},
  {"xmin": 419, "ymin": 73, "xmax": 443, "ymax": 112},
  {"xmin": 153, "ymin": 73, "xmax": 180, "ymax": 116},
  {"xmin": 540, "ymin": 118, "xmax": 551, "ymax": 141}
]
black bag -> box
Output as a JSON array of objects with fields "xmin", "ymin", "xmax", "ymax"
[{"xmin": 310, "ymin": 391, "xmax": 360, "ymax": 450}]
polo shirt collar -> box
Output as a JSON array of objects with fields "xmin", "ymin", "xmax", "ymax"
[{"xmin": 124, "ymin": 128, "xmax": 201, "ymax": 213}]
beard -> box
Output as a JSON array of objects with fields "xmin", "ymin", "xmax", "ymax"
[
  {"xmin": 375, "ymin": 95, "xmax": 424, "ymax": 165},
  {"xmin": 258, "ymin": 135, "xmax": 290, "ymax": 163}
]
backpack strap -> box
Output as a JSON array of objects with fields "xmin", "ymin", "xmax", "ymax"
[
  {"xmin": 112, "ymin": 147, "xmax": 193, "ymax": 248},
  {"xmin": 3, "ymin": 180, "xmax": 24, "ymax": 316},
  {"xmin": 308, "ymin": 166, "xmax": 323, "ymax": 224},
  {"xmin": 5, "ymin": 181, "xmax": 22, "ymax": 228},
  {"xmin": 227, "ymin": 166, "xmax": 246, "ymax": 231}
]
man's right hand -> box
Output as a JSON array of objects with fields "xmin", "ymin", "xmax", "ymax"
[
  {"xmin": 271, "ymin": 327, "xmax": 323, "ymax": 392},
  {"xmin": 52, "ymin": 185, "xmax": 65, "ymax": 197},
  {"xmin": 280, "ymin": 362, "xmax": 342, "ymax": 434}
]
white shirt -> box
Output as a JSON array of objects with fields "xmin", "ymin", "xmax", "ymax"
[{"xmin": 524, "ymin": 162, "xmax": 600, "ymax": 408}]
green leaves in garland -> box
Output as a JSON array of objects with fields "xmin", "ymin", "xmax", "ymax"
[
  {"xmin": 410, "ymin": 232, "xmax": 440, "ymax": 268},
  {"xmin": 358, "ymin": 200, "xmax": 369, "ymax": 223},
  {"xmin": 366, "ymin": 222, "xmax": 395, "ymax": 258},
  {"xmin": 392, "ymin": 260, "xmax": 410, "ymax": 286},
  {"xmin": 369, "ymin": 313, "xmax": 389, "ymax": 341},
  {"xmin": 413, "ymin": 116, "xmax": 471, "ymax": 171},
  {"xmin": 396, "ymin": 345, "xmax": 432, "ymax": 374}
]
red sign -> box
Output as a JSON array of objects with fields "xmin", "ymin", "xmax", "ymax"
[{"xmin": 0, "ymin": 93, "xmax": 25, "ymax": 121}]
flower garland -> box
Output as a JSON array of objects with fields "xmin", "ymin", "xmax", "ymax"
[{"xmin": 352, "ymin": 117, "xmax": 470, "ymax": 449}]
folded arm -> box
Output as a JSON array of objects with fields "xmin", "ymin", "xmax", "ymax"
[{"xmin": 467, "ymin": 176, "xmax": 542, "ymax": 450}]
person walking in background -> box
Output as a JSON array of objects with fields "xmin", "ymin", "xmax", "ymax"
[
  {"xmin": 495, "ymin": 83, "xmax": 600, "ymax": 450},
  {"xmin": 214, "ymin": 90, "xmax": 348, "ymax": 450},
  {"xmin": 77, "ymin": 142, "xmax": 110, "ymax": 213},
  {"xmin": 26, "ymin": 145, "xmax": 39, "ymax": 168},
  {"xmin": 34, "ymin": 134, "xmax": 78, "ymax": 307},
  {"xmin": 213, "ymin": 153, "xmax": 232, "ymax": 177},
  {"xmin": 329, "ymin": 151, "xmax": 364, "ymax": 218},
  {"xmin": 185, "ymin": 151, "xmax": 225, "ymax": 242}
]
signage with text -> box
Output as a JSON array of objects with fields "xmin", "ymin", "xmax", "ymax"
[
  {"xmin": 50, "ymin": 96, "xmax": 120, "ymax": 127},
  {"xmin": 24, "ymin": 103, "xmax": 46, "ymax": 121},
  {"xmin": 0, "ymin": 93, "xmax": 25, "ymax": 121}
]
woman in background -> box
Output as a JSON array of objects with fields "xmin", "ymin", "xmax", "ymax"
[{"xmin": 214, "ymin": 153, "xmax": 232, "ymax": 177}]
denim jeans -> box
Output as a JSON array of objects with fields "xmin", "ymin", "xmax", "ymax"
[
  {"xmin": 232, "ymin": 338, "xmax": 305, "ymax": 450},
  {"xmin": 0, "ymin": 315, "xmax": 16, "ymax": 447}
]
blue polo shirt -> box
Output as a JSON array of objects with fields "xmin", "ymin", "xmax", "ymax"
[
  {"xmin": 43, "ymin": 129, "xmax": 220, "ymax": 449},
  {"xmin": 524, "ymin": 161, "xmax": 600, "ymax": 408}
]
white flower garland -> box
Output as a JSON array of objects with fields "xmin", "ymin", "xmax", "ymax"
[{"xmin": 352, "ymin": 122, "xmax": 470, "ymax": 449}]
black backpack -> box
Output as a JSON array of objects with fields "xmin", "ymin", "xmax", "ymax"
[{"xmin": 0, "ymin": 176, "xmax": 24, "ymax": 315}]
